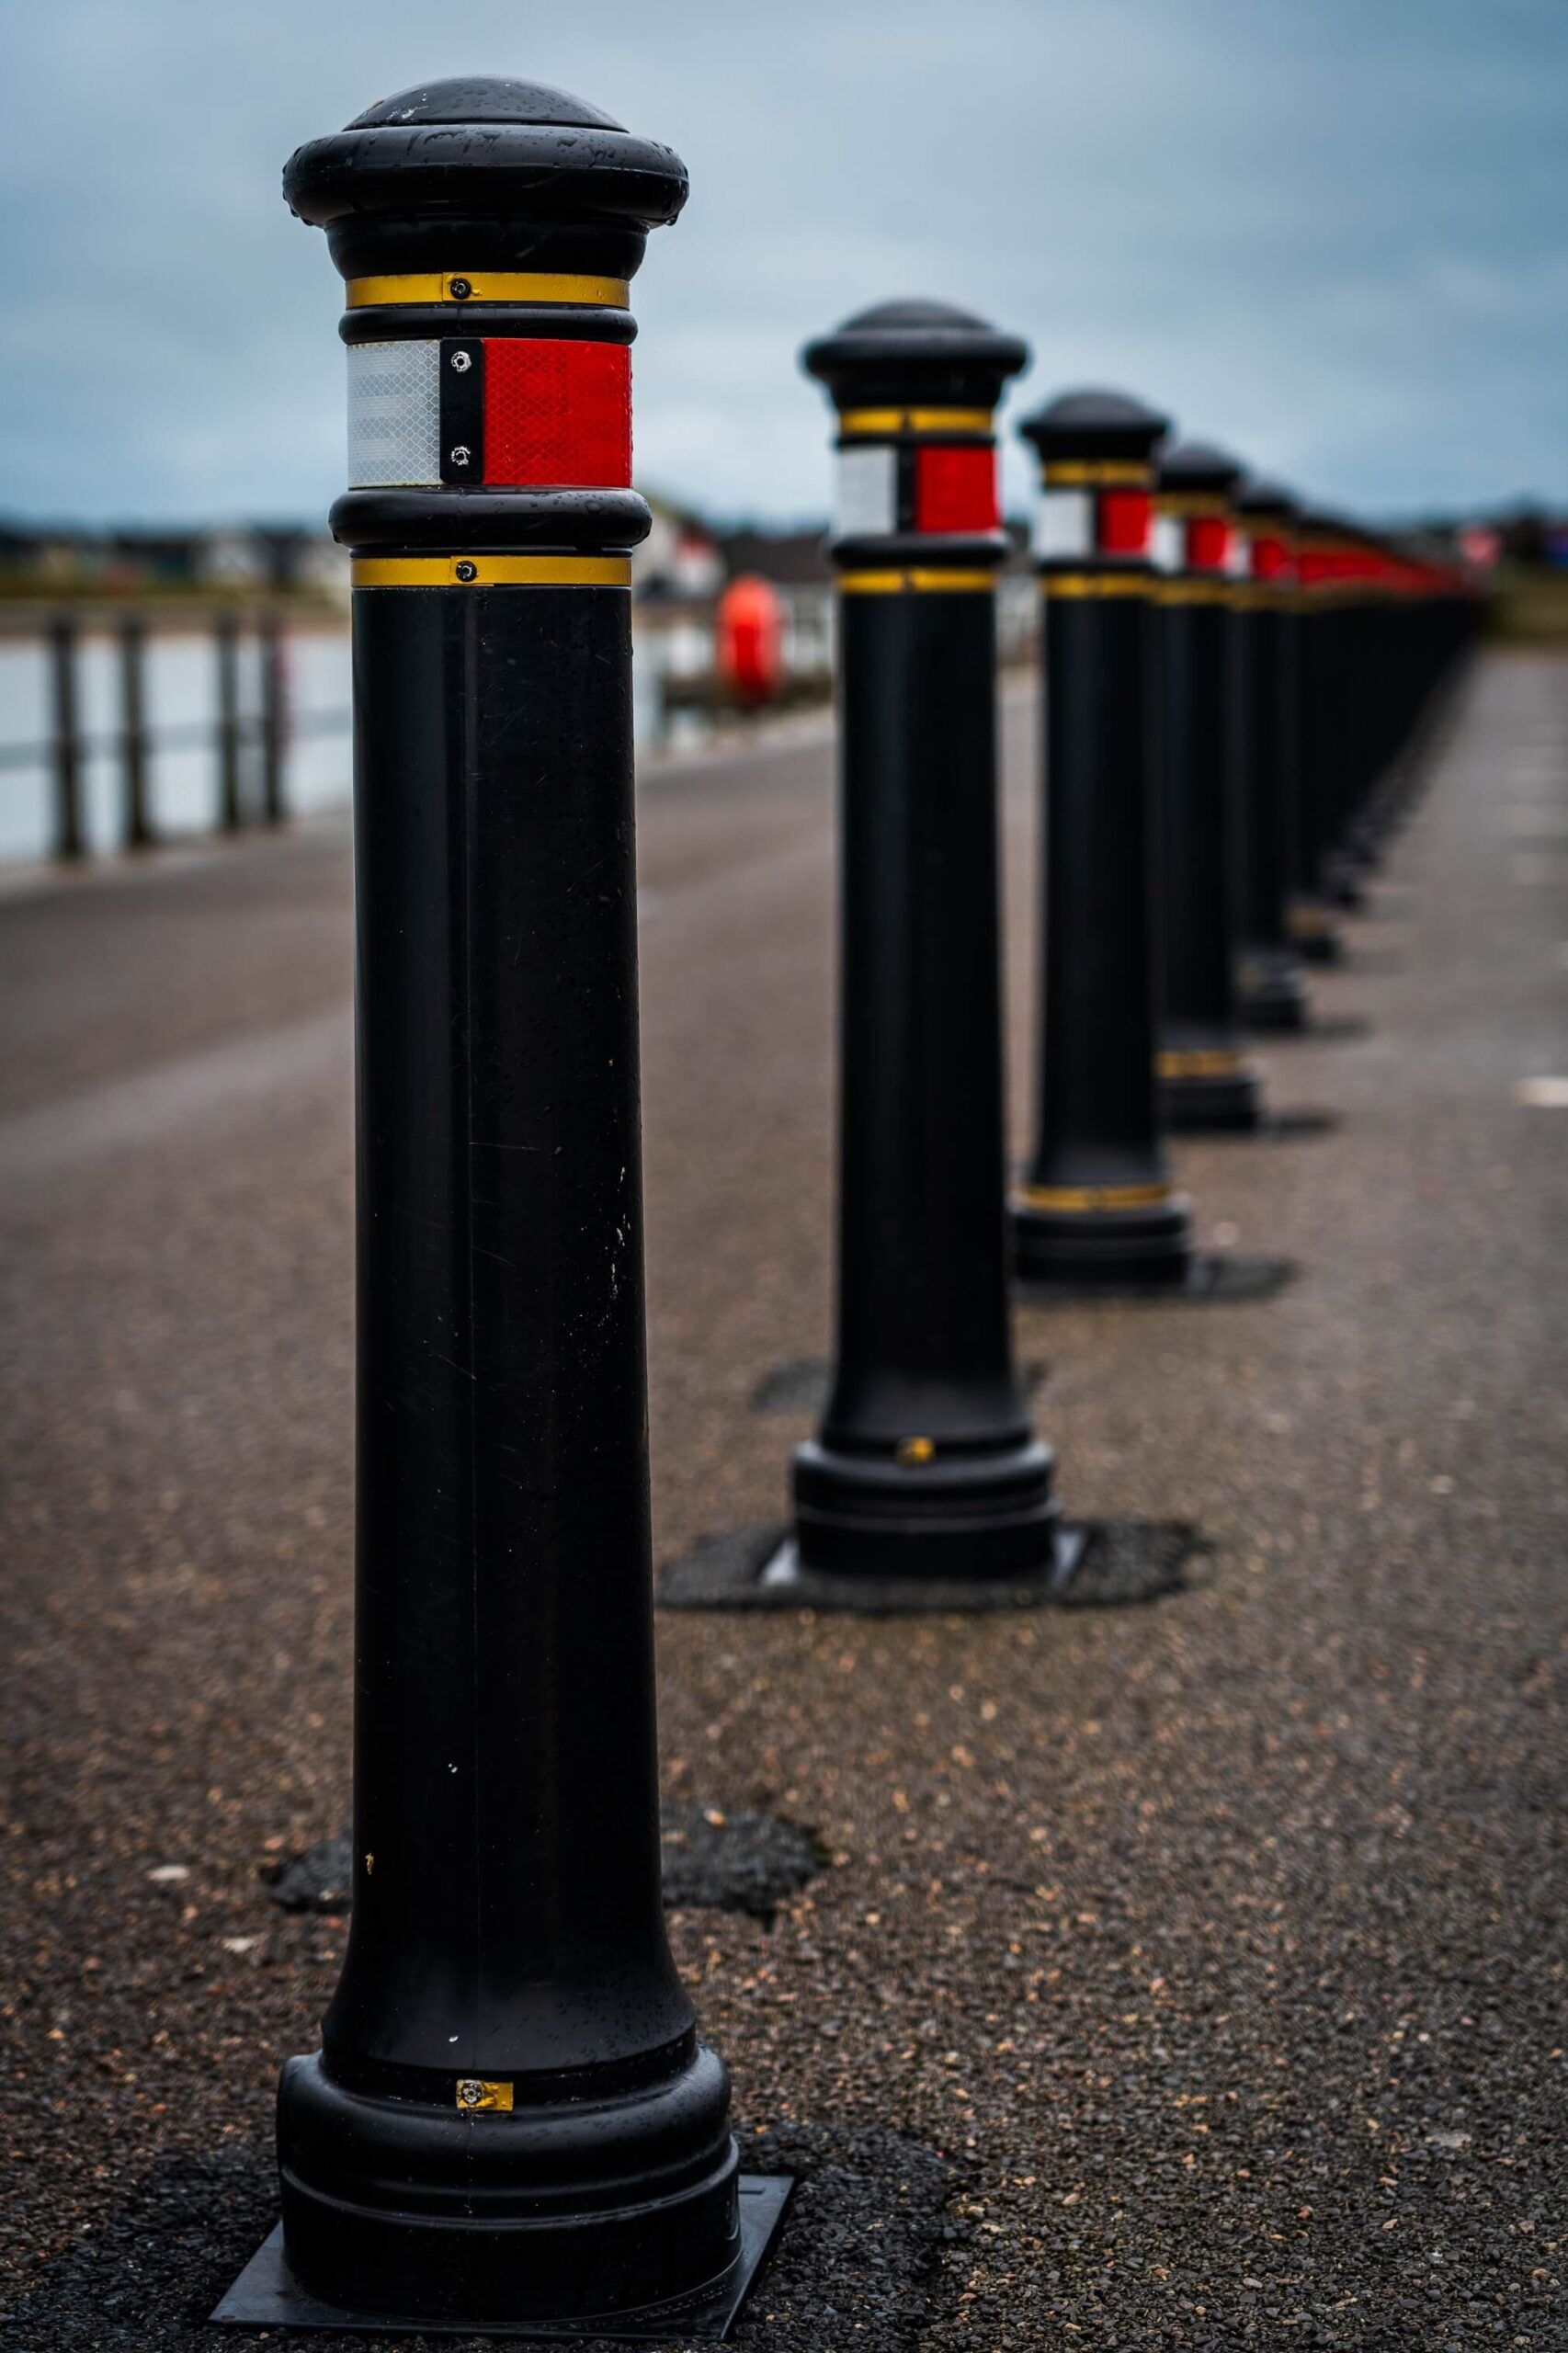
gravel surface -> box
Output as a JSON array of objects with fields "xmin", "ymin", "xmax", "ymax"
[{"xmin": 1, "ymin": 658, "xmax": 1564, "ymax": 2347}]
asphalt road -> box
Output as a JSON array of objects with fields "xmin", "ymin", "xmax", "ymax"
[{"xmin": 0, "ymin": 658, "xmax": 1563, "ymax": 2349}]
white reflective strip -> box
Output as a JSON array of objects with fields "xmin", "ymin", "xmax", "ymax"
[
  {"xmin": 835, "ymin": 445, "xmax": 898, "ymax": 539},
  {"xmin": 1149, "ymin": 514, "xmax": 1184, "ymax": 574},
  {"xmin": 1224, "ymin": 530, "xmax": 1249, "ymax": 579},
  {"xmin": 1033, "ymin": 487, "xmax": 1094, "ymax": 560},
  {"xmin": 347, "ymin": 340, "xmax": 442, "ymax": 487}
]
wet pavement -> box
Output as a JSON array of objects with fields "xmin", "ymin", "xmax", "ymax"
[{"xmin": 1, "ymin": 654, "xmax": 1563, "ymax": 2348}]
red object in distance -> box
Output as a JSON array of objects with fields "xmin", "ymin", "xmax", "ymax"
[{"xmin": 716, "ymin": 576, "xmax": 784, "ymax": 705}]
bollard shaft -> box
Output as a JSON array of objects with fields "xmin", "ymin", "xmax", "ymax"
[{"xmin": 792, "ymin": 299, "xmax": 1055, "ymax": 1582}]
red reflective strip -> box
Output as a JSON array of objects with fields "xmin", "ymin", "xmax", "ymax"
[
  {"xmin": 482, "ymin": 339, "xmax": 631, "ymax": 488},
  {"xmin": 1097, "ymin": 490, "xmax": 1151, "ymax": 556},
  {"xmin": 1186, "ymin": 517, "xmax": 1232, "ymax": 574},
  {"xmin": 1250, "ymin": 535, "xmax": 1292, "ymax": 583},
  {"xmin": 914, "ymin": 445, "xmax": 998, "ymax": 534}
]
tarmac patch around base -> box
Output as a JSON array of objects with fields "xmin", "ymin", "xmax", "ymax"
[
  {"xmin": 1015, "ymin": 1252, "xmax": 1296, "ymax": 1308},
  {"xmin": 268, "ymin": 1804, "xmax": 824, "ymax": 1925},
  {"xmin": 7, "ymin": 2126, "xmax": 954, "ymax": 2353},
  {"xmin": 658, "ymin": 1518, "xmax": 1197, "ymax": 1614}
]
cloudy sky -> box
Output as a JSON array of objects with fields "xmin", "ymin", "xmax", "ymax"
[{"xmin": 3, "ymin": 0, "xmax": 1564, "ymax": 529}]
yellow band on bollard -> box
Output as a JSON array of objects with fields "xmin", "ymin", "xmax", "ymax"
[
  {"xmin": 347, "ymin": 271, "xmax": 631, "ymax": 309},
  {"xmin": 838, "ymin": 569, "xmax": 995, "ymax": 594},
  {"xmin": 1158, "ymin": 581, "xmax": 1235, "ymax": 606},
  {"xmin": 837, "ymin": 406, "xmax": 993, "ymax": 437},
  {"xmin": 1021, "ymin": 1181, "xmax": 1173, "ymax": 1213},
  {"xmin": 1040, "ymin": 572, "xmax": 1155, "ymax": 598},
  {"xmin": 1043, "ymin": 460, "xmax": 1152, "ymax": 487},
  {"xmin": 352, "ymin": 555, "xmax": 632, "ymax": 590},
  {"xmin": 1156, "ymin": 1048, "xmax": 1247, "ymax": 1079}
]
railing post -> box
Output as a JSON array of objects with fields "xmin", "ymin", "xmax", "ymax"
[
  {"xmin": 48, "ymin": 611, "xmax": 85, "ymax": 862},
  {"xmin": 257, "ymin": 608, "xmax": 287, "ymax": 825},
  {"xmin": 1011, "ymin": 392, "xmax": 1193, "ymax": 1290},
  {"xmin": 786, "ymin": 298, "xmax": 1058, "ymax": 1586},
  {"xmin": 213, "ymin": 607, "xmax": 243, "ymax": 832},
  {"xmin": 1151, "ymin": 440, "xmax": 1262, "ymax": 1131},
  {"xmin": 118, "ymin": 613, "xmax": 153, "ymax": 850},
  {"xmin": 1233, "ymin": 482, "xmax": 1311, "ymax": 1031},
  {"xmin": 219, "ymin": 74, "xmax": 785, "ymax": 2340}
]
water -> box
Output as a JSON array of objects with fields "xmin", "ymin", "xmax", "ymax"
[
  {"xmin": 0, "ymin": 627, "xmax": 354, "ymax": 866},
  {"xmin": 0, "ymin": 621, "xmax": 687, "ymax": 868}
]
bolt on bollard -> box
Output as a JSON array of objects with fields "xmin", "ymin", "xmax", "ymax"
[
  {"xmin": 218, "ymin": 76, "xmax": 787, "ymax": 2339},
  {"xmin": 1012, "ymin": 392, "xmax": 1194, "ymax": 1290},
  {"xmin": 767, "ymin": 298, "xmax": 1063, "ymax": 1593},
  {"xmin": 1233, "ymin": 480, "xmax": 1311, "ymax": 1032},
  {"xmin": 1151, "ymin": 440, "xmax": 1263, "ymax": 1131}
]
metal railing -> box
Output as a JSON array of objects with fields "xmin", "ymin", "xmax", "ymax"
[{"xmin": 0, "ymin": 607, "xmax": 350, "ymax": 861}]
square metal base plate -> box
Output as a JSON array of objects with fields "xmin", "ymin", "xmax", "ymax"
[
  {"xmin": 658, "ymin": 1518, "xmax": 1197, "ymax": 1613},
  {"xmin": 212, "ymin": 2174, "xmax": 792, "ymax": 2342}
]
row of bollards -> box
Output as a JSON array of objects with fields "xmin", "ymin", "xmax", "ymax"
[
  {"xmin": 217, "ymin": 74, "xmax": 1480, "ymax": 2341},
  {"xmin": 38, "ymin": 605, "xmax": 290, "ymax": 861}
]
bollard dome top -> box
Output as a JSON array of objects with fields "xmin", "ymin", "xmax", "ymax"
[
  {"xmin": 1018, "ymin": 388, "xmax": 1168, "ymax": 464},
  {"xmin": 283, "ymin": 75, "xmax": 687, "ymax": 281},
  {"xmin": 1233, "ymin": 477, "xmax": 1297, "ymax": 522},
  {"xmin": 801, "ymin": 299, "xmax": 1028, "ymax": 413},
  {"xmin": 1157, "ymin": 439, "xmax": 1243, "ymax": 497}
]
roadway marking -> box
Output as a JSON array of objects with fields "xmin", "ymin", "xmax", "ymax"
[{"xmin": 1515, "ymin": 1076, "xmax": 1568, "ymax": 1108}]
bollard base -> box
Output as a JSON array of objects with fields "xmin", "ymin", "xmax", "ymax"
[
  {"xmin": 1290, "ymin": 897, "xmax": 1345, "ymax": 964},
  {"xmin": 1158, "ymin": 1062, "xmax": 1264, "ymax": 1133},
  {"xmin": 793, "ymin": 1433, "xmax": 1059, "ymax": 1578},
  {"xmin": 1012, "ymin": 1192, "xmax": 1193, "ymax": 1290},
  {"xmin": 1239, "ymin": 949, "xmax": 1311, "ymax": 1032},
  {"xmin": 214, "ymin": 2175, "xmax": 791, "ymax": 2340},
  {"xmin": 659, "ymin": 1517, "xmax": 1199, "ymax": 1613}
]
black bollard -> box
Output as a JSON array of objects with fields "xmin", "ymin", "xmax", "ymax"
[
  {"xmin": 1289, "ymin": 513, "xmax": 1348, "ymax": 964},
  {"xmin": 783, "ymin": 298, "xmax": 1060, "ymax": 1586},
  {"xmin": 257, "ymin": 608, "xmax": 287, "ymax": 826},
  {"xmin": 1151, "ymin": 441, "xmax": 1262, "ymax": 1131},
  {"xmin": 220, "ymin": 76, "xmax": 786, "ymax": 2338},
  {"xmin": 1232, "ymin": 481, "xmax": 1310, "ymax": 1032},
  {"xmin": 48, "ymin": 611, "xmax": 85, "ymax": 862},
  {"xmin": 214, "ymin": 608, "xmax": 242, "ymax": 832},
  {"xmin": 118, "ymin": 614, "xmax": 153, "ymax": 851},
  {"xmin": 1012, "ymin": 392, "xmax": 1193, "ymax": 1289}
]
